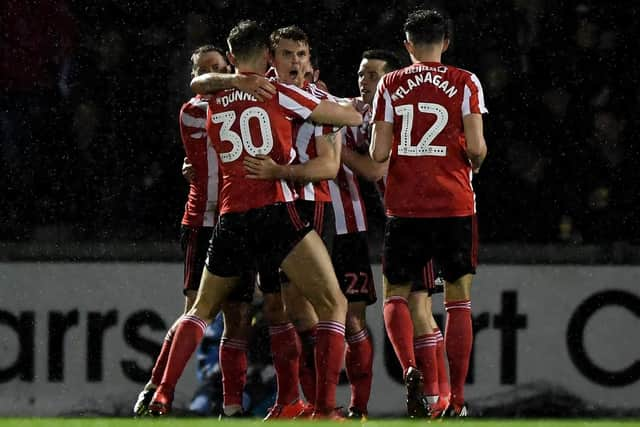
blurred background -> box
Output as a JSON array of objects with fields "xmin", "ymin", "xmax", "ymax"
[{"xmin": 2, "ymin": 0, "xmax": 639, "ymax": 260}]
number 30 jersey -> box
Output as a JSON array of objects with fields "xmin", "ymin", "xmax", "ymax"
[
  {"xmin": 206, "ymin": 73, "xmax": 321, "ymax": 215},
  {"xmin": 372, "ymin": 61, "xmax": 488, "ymax": 218}
]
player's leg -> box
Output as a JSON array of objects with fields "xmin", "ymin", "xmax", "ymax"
[
  {"xmin": 382, "ymin": 216, "xmax": 430, "ymax": 418},
  {"xmin": 332, "ymin": 231, "xmax": 375, "ymax": 420},
  {"xmin": 133, "ymin": 225, "xmax": 208, "ymax": 416},
  {"xmin": 431, "ymin": 312, "xmax": 450, "ymax": 416},
  {"xmin": 260, "ymin": 275, "xmax": 305, "ymax": 420},
  {"xmin": 280, "ymin": 230, "xmax": 347, "ymax": 417},
  {"xmin": 437, "ymin": 215, "xmax": 477, "ymax": 417},
  {"xmin": 149, "ymin": 216, "xmax": 248, "ymax": 415},
  {"xmin": 149, "ymin": 270, "xmax": 240, "ymax": 415},
  {"xmin": 253, "ymin": 201, "xmax": 344, "ymax": 418},
  {"xmin": 218, "ymin": 271, "xmax": 255, "ymax": 417},
  {"xmin": 409, "ymin": 259, "xmax": 443, "ymax": 410},
  {"xmin": 344, "ymin": 301, "xmax": 372, "ymax": 420},
  {"xmin": 413, "ymin": 261, "xmax": 451, "ymax": 417},
  {"xmin": 409, "ymin": 290, "xmax": 439, "ymax": 405},
  {"xmin": 281, "ymin": 199, "xmax": 329, "ymax": 415},
  {"xmin": 281, "ymin": 282, "xmax": 318, "ymax": 409}
]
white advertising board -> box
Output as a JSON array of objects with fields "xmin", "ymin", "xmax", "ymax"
[{"xmin": 1, "ymin": 263, "xmax": 638, "ymax": 416}]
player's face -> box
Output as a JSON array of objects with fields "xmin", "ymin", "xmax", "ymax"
[
  {"xmin": 272, "ymin": 38, "xmax": 310, "ymax": 87},
  {"xmin": 303, "ymin": 62, "xmax": 317, "ymax": 85},
  {"xmin": 358, "ymin": 58, "xmax": 387, "ymax": 106},
  {"xmin": 304, "ymin": 61, "xmax": 329, "ymax": 92},
  {"xmin": 195, "ymin": 50, "xmax": 230, "ymax": 76}
]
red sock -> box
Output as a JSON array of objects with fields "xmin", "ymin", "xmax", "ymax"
[
  {"xmin": 414, "ymin": 333, "xmax": 439, "ymax": 398},
  {"xmin": 315, "ymin": 321, "xmax": 345, "ymax": 413},
  {"xmin": 298, "ymin": 325, "xmax": 317, "ymax": 405},
  {"xmin": 345, "ymin": 328, "xmax": 373, "ymax": 413},
  {"xmin": 383, "ymin": 297, "xmax": 415, "ymax": 373},
  {"xmin": 269, "ymin": 323, "xmax": 301, "ymax": 404},
  {"xmin": 434, "ymin": 328, "xmax": 450, "ymax": 400},
  {"xmin": 150, "ymin": 320, "xmax": 179, "ymax": 386},
  {"xmin": 445, "ymin": 300, "xmax": 472, "ymax": 407},
  {"xmin": 220, "ymin": 337, "xmax": 248, "ymax": 408},
  {"xmin": 160, "ymin": 315, "xmax": 207, "ymax": 390}
]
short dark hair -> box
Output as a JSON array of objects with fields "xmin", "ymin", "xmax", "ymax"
[
  {"xmin": 190, "ymin": 45, "xmax": 227, "ymax": 77},
  {"xmin": 269, "ymin": 25, "xmax": 310, "ymax": 53},
  {"xmin": 227, "ymin": 20, "xmax": 269, "ymax": 61},
  {"xmin": 404, "ymin": 9, "xmax": 451, "ymax": 45},
  {"xmin": 362, "ymin": 49, "xmax": 402, "ymax": 73}
]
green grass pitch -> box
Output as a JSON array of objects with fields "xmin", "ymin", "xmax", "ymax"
[{"xmin": 1, "ymin": 419, "xmax": 640, "ymax": 427}]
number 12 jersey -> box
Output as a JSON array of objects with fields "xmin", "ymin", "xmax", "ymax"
[{"xmin": 372, "ymin": 61, "xmax": 488, "ymax": 218}]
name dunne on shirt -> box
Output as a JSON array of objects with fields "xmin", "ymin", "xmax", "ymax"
[{"xmin": 216, "ymin": 90, "xmax": 258, "ymax": 107}]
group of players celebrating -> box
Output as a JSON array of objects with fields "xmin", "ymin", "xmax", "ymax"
[{"xmin": 133, "ymin": 8, "xmax": 487, "ymax": 421}]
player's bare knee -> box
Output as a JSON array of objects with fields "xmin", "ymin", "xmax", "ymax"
[
  {"xmin": 383, "ymin": 280, "xmax": 412, "ymax": 300},
  {"xmin": 314, "ymin": 289, "xmax": 347, "ymax": 321},
  {"xmin": 346, "ymin": 304, "xmax": 367, "ymax": 335},
  {"xmin": 263, "ymin": 294, "xmax": 288, "ymax": 324},
  {"xmin": 222, "ymin": 303, "xmax": 251, "ymax": 340},
  {"xmin": 444, "ymin": 274, "xmax": 472, "ymax": 301},
  {"xmin": 189, "ymin": 302, "xmax": 214, "ymax": 323}
]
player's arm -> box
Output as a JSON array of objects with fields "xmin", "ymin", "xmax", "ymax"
[
  {"xmin": 341, "ymin": 145, "xmax": 387, "ymax": 181},
  {"xmin": 370, "ymin": 121, "xmax": 393, "ymax": 163},
  {"xmin": 244, "ymin": 130, "xmax": 342, "ymax": 182},
  {"xmin": 190, "ymin": 72, "xmax": 276, "ymax": 101},
  {"xmin": 462, "ymin": 113, "xmax": 487, "ymax": 173},
  {"xmin": 309, "ymin": 100, "xmax": 362, "ymax": 127}
]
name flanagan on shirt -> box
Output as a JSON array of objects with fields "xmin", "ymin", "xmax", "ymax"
[
  {"xmin": 391, "ymin": 72, "xmax": 458, "ymax": 101},
  {"xmin": 217, "ymin": 90, "xmax": 257, "ymax": 107}
]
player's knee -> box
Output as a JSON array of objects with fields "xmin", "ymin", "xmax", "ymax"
[
  {"xmin": 444, "ymin": 274, "xmax": 473, "ymax": 301},
  {"xmin": 383, "ymin": 277, "xmax": 412, "ymax": 299},
  {"xmin": 222, "ymin": 305, "xmax": 251, "ymax": 339},
  {"xmin": 263, "ymin": 294, "xmax": 287, "ymax": 324},
  {"xmin": 345, "ymin": 307, "xmax": 366, "ymax": 335},
  {"xmin": 315, "ymin": 289, "xmax": 347, "ymax": 319}
]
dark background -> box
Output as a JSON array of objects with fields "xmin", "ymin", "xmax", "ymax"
[{"xmin": 2, "ymin": 0, "xmax": 639, "ymax": 246}]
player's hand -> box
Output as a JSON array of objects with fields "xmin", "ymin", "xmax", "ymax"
[
  {"xmin": 182, "ymin": 157, "xmax": 195, "ymax": 182},
  {"xmin": 236, "ymin": 74, "xmax": 276, "ymax": 101},
  {"xmin": 243, "ymin": 155, "xmax": 282, "ymax": 179}
]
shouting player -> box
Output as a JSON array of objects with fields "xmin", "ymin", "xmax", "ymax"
[{"xmin": 147, "ymin": 20, "xmax": 361, "ymax": 419}]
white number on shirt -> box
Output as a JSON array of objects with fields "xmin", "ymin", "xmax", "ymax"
[
  {"xmin": 212, "ymin": 107, "xmax": 274, "ymax": 163},
  {"xmin": 395, "ymin": 102, "xmax": 448, "ymax": 157}
]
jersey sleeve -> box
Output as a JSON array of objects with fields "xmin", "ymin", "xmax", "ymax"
[
  {"xmin": 461, "ymin": 73, "xmax": 489, "ymax": 116},
  {"xmin": 276, "ymin": 82, "xmax": 321, "ymax": 120},
  {"xmin": 179, "ymin": 101, "xmax": 208, "ymax": 149},
  {"xmin": 371, "ymin": 77, "xmax": 393, "ymax": 124}
]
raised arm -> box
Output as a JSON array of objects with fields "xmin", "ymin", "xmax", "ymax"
[
  {"xmin": 309, "ymin": 100, "xmax": 362, "ymax": 127},
  {"xmin": 341, "ymin": 145, "xmax": 388, "ymax": 181},
  {"xmin": 244, "ymin": 130, "xmax": 342, "ymax": 182},
  {"xmin": 462, "ymin": 113, "xmax": 487, "ymax": 173},
  {"xmin": 369, "ymin": 121, "xmax": 393, "ymax": 163},
  {"xmin": 191, "ymin": 72, "xmax": 276, "ymax": 101}
]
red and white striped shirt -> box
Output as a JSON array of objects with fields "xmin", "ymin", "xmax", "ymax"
[
  {"xmin": 329, "ymin": 103, "xmax": 369, "ymax": 235},
  {"xmin": 207, "ymin": 75, "xmax": 322, "ymax": 214},
  {"xmin": 291, "ymin": 82, "xmax": 336, "ymax": 202},
  {"xmin": 180, "ymin": 95, "xmax": 219, "ymax": 227},
  {"xmin": 372, "ymin": 61, "xmax": 488, "ymax": 218}
]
